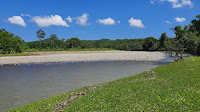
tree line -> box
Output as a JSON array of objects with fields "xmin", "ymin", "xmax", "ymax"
[
  {"xmin": 0, "ymin": 14, "xmax": 200, "ymax": 57},
  {"xmin": 0, "ymin": 30, "xmax": 165, "ymax": 53}
]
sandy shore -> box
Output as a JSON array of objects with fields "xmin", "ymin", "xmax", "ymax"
[{"xmin": 0, "ymin": 51, "xmax": 166, "ymax": 65}]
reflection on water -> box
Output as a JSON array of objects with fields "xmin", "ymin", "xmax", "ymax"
[{"xmin": 0, "ymin": 61, "xmax": 162, "ymax": 111}]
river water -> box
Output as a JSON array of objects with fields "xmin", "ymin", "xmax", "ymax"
[{"xmin": 0, "ymin": 59, "xmax": 170, "ymax": 111}]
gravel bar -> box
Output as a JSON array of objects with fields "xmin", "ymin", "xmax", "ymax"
[{"xmin": 0, "ymin": 51, "xmax": 166, "ymax": 66}]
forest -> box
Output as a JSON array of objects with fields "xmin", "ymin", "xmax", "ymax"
[{"xmin": 0, "ymin": 14, "xmax": 200, "ymax": 57}]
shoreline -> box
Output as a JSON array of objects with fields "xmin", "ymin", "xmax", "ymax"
[{"xmin": 0, "ymin": 51, "xmax": 166, "ymax": 66}]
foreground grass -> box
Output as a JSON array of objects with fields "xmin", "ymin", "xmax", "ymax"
[{"xmin": 8, "ymin": 57, "xmax": 200, "ymax": 111}]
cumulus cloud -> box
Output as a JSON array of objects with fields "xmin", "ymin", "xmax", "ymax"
[
  {"xmin": 98, "ymin": 18, "xmax": 116, "ymax": 25},
  {"xmin": 172, "ymin": 0, "xmax": 192, "ymax": 8},
  {"xmin": 175, "ymin": 17, "xmax": 186, "ymax": 22},
  {"xmin": 66, "ymin": 16, "xmax": 72, "ymax": 23},
  {"xmin": 76, "ymin": 13, "xmax": 89, "ymax": 26},
  {"xmin": 31, "ymin": 15, "xmax": 70, "ymax": 27},
  {"xmin": 8, "ymin": 16, "xmax": 26, "ymax": 27},
  {"xmin": 165, "ymin": 21, "xmax": 172, "ymax": 24},
  {"xmin": 21, "ymin": 14, "xmax": 31, "ymax": 17},
  {"xmin": 117, "ymin": 21, "xmax": 120, "ymax": 24},
  {"xmin": 150, "ymin": 0, "xmax": 193, "ymax": 8},
  {"xmin": 128, "ymin": 18, "xmax": 144, "ymax": 28}
]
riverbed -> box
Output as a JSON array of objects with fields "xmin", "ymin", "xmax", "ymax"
[{"xmin": 0, "ymin": 51, "xmax": 165, "ymax": 65}]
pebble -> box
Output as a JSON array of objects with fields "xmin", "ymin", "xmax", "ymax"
[{"xmin": 0, "ymin": 51, "xmax": 166, "ymax": 66}]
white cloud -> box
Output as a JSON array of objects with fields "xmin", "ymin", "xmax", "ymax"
[
  {"xmin": 76, "ymin": 13, "xmax": 89, "ymax": 26},
  {"xmin": 167, "ymin": 0, "xmax": 178, "ymax": 3},
  {"xmin": 128, "ymin": 18, "xmax": 144, "ymax": 28},
  {"xmin": 98, "ymin": 18, "xmax": 116, "ymax": 25},
  {"xmin": 172, "ymin": 0, "xmax": 192, "ymax": 8},
  {"xmin": 151, "ymin": 0, "xmax": 179, "ymax": 3},
  {"xmin": 175, "ymin": 17, "xmax": 186, "ymax": 22},
  {"xmin": 117, "ymin": 21, "xmax": 120, "ymax": 24},
  {"xmin": 8, "ymin": 16, "xmax": 26, "ymax": 27},
  {"xmin": 151, "ymin": 0, "xmax": 193, "ymax": 8},
  {"xmin": 21, "ymin": 14, "xmax": 31, "ymax": 17},
  {"xmin": 31, "ymin": 15, "xmax": 70, "ymax": 27},
  {"xmin": 165, "ymin": 21, "xmax": 172, "ymax": 24},
  {"xmin": 66, "ymin": 16, "xmax": 72, "ymax": 23},
  {"xmin": 150, "ymin": 0, "xmax": 155, "ymax": 4}
]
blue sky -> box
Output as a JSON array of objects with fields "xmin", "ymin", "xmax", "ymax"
[{"xmin": 0, "ymin": 0, "xmax": 199, "ymax": 42}]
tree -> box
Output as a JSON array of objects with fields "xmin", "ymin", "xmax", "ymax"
[
  {"xmin": 197, "ymin": 42, "xmax": 200, "ymax": 56},
  {"xmin": 142, "ymin": 37, "xmax": 159, "ymax": 51},
  {"xmin": 0, "ymin": 29, "xmax": 24, "ymax": 54},
  {"xmin": 50, "ymin": 34, "xmax": 58, "ymax": 40},
  {"xmin": 184, "ymin": 32, "xmax": 200, "ymax": 55},
  {"xmin": 49, "ymin": 34, "xmax": 58, "ymax": 49},
  {"xmin": 36, "ymin": 29, "xmax": 46, "ymax": 42},
  {"xmin": 189, "ymin": 15, "xmax": 200, "ymax": 36},
  {"xmin": 168, "ymin": 26, "xmax": 189, "ymax": 59},
  {"xmin": 59, "ymin": 38, "xmax": 66, "ymax": 48},
  {"xmin": 159, "ymin": 32, "xmax": 168, "ymax": 49},
  {"xmin": 171, "ymin": 26, "xmax": 188, "ymax": 40},
  {"xmin": 66, "ymin": 37, "xmax": 81, "ymax": 48}
]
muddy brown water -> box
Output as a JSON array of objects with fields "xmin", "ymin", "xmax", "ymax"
[{"xmin": 0, "ymin": 59, "xmax": 170, "ymax": 111}]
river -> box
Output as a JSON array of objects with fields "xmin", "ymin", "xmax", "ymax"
[{"xmin": 0, "ymin": 59, "xmax": 170, "ymax": 111}]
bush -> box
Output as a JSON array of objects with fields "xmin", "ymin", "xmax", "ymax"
[
  {"xmin": 0, "ymin": 29, "xmax": 24, "ymax": 54},
  {"xmin": 197, "ymin": 42, "xmax": 200, "ymax": 56}
]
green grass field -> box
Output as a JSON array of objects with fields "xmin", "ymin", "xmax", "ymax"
[{"xmin": 8, "ymin": 57, "xmax": 200, "ymax": 111}]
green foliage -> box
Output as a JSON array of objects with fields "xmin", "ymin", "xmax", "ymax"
[
  {"xmin": 50, "ymin": 34, "xmax": 58, "ymax": 40},
  {"xmin": 0, "ymin": 29, "xmax": 24, "ymax": 54},
  {"xmin": 190, "ymin": 15, "xmax": 200, "ymax": 36},
  {"xmin": 36, "ymin": 29, "xmax": 46, "ymax": 41},
  {"xmin": 184, "ymin": 32, "xmax": 200, "ymax": 55},
  {"xmin": 8, "ymin": 57, "xmax": 200, "ymax": 111},
  {"xmin": 142, "ymin": 37, "xmax": 159, "ymax": 51},
  {"xmin": 159, "ymin": 32, "xmax": 168, "ymax": 49},
  {"xmin": 168, "ymin": 15, "xmax": 200, "ymax": 57},
  {"xmin": 197, "ymin": 42, "xmax": 200, "ymax": 56},
  {"xmin": 66, "ymin": 37, "xmax": 81, "ymax": 48}
]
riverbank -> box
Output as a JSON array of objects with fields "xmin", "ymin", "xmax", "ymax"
[
  {"xmin": 8, "ymin": 57, "xmax": 200, "ymax": 111},
  {"xmin": 0, "ymin": 51, "xmax": 165, "ymax": 66}
]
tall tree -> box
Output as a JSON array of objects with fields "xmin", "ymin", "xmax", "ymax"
[
  {"xmin": 159, "ymin": 32, "xmax": 168, "ymax": 49},
  {"xmin": 36, "ymin": 29, "xmax": 46, "ymax": 42}
]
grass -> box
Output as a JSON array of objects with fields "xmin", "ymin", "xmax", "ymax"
[
  {"xmin": 0, "ymin": 52, "xmax": 38, "ymax": 57},
  {"xmin": 0, "ymin": 48, "xmax": 117, "ymax": 57},
  {"xmin": 24, "ymin": 48, "xmax": 117, "ymax": 52},
  {"xmin": 8, "ymin": 57, "xmax": 200, "ymax": 111}
]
